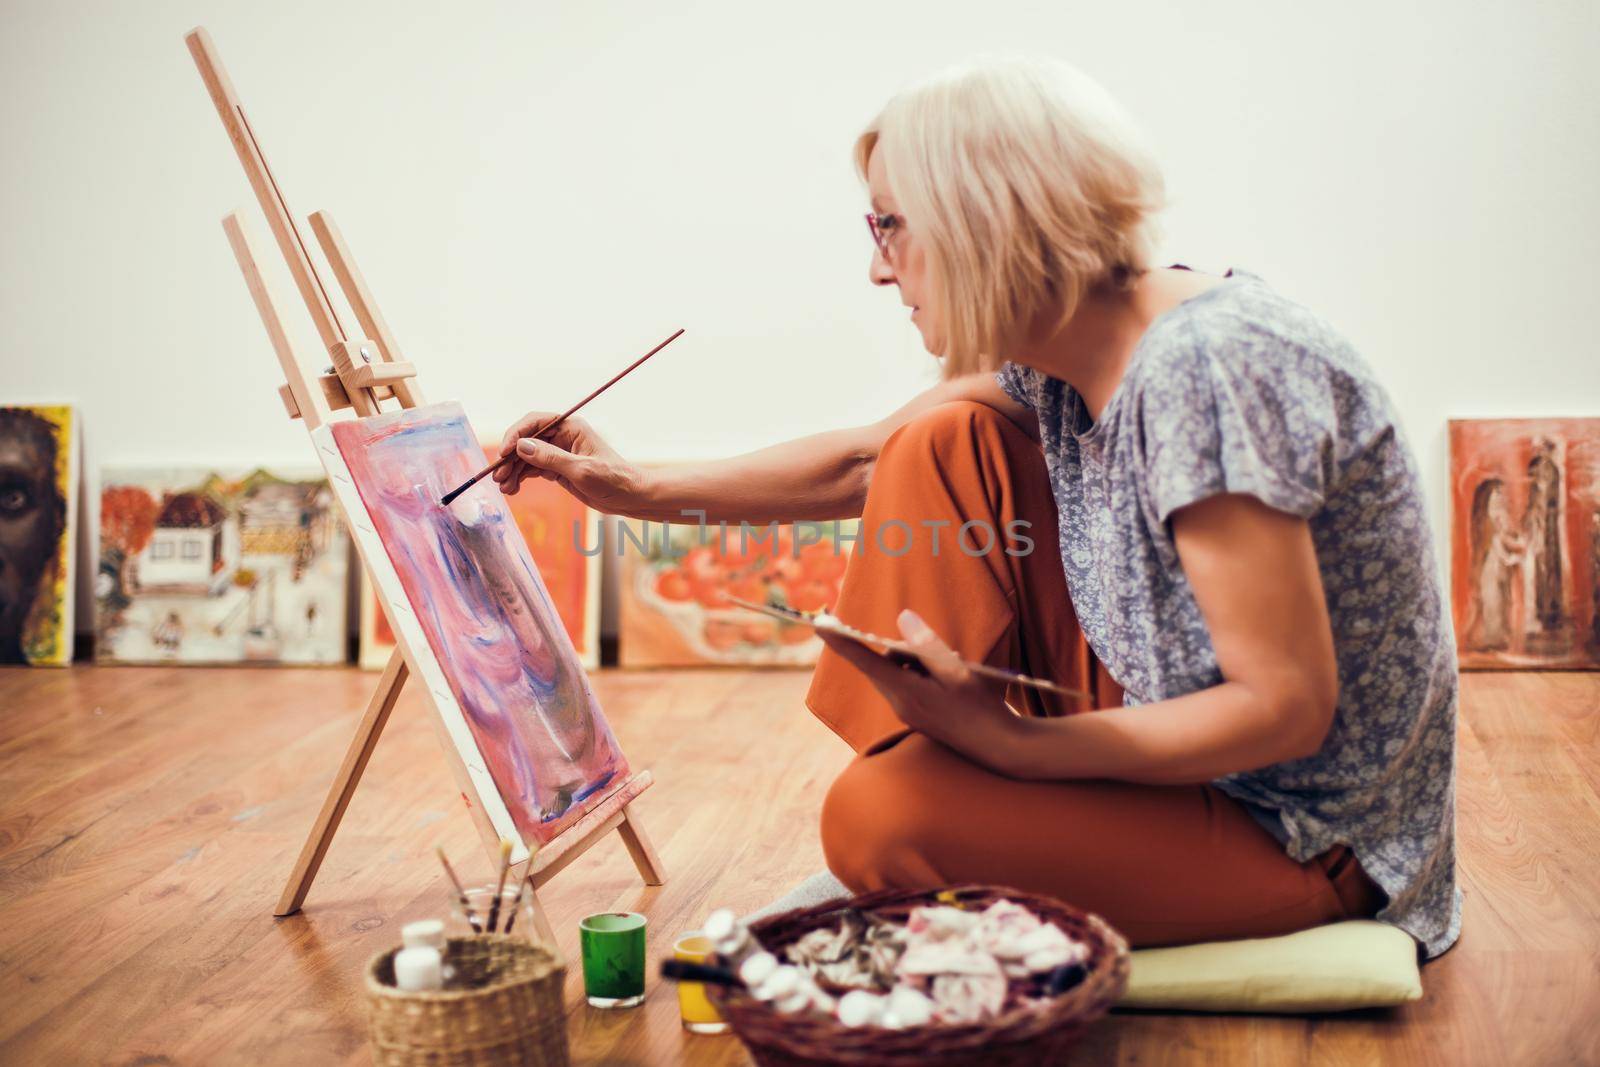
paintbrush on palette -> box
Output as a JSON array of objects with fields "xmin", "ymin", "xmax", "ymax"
[
  {"xmin": 435, "ymin": 846, "xmax": 483, "ymax": 934},
  {"xmin": 439, "ymin": 327, "xmax": 685, "ymax": 506},
  {"xmin": 725, "ymin": 596, "xmax": 1089, "ymax": 700}
]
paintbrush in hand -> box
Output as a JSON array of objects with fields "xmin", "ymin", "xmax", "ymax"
[
  {"xmin": 486, "ymin": 839, "xmax": 513, "ymax": 933},
  {"xmin": 435, "ymin": 846, "xmax": 483, "ymax": 934},
  {"xmin": 439, "ymin": 327, "xmax": 685, "ymax": 506}
]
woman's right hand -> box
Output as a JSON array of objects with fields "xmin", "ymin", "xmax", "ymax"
[{"xmin": 494, "ymin": 412, "xmax": 650, "ymax": 516}]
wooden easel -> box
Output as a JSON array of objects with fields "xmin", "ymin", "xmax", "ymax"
[{"xmin": 185, "ymin": 27, "xmax": 664, "ymax": 943}]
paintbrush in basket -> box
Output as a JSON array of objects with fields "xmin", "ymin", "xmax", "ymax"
[
  {"xmin": 440, "ymin": 327, "xmax": 685, "ymax": 506},
  {"xmin": 486, "ymin": 839, "xmax": 513, "ymax": 933},
  {"xmin": 435, "ymin": 846, "xmax": 483, "ymax": 934},
  {"xmin": 725, "ymin": 596, "xmax": 1089, "ymax": 700},
  {"xmin": 501, "ymin": 842, "xmax": 538, "ymax": 937}
]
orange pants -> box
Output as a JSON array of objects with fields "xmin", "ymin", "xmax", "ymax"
[{"xmin": 807, "ymin": 401, "xmax": 1383, "ymax": 947}]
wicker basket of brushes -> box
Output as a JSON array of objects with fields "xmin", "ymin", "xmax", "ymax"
[
  {"xmin": 365, "ymin": 935, "xmax": 568, "ymax": 1067},
  {"xmin": 709, "ymin": 885, "xmax": 1129, "ymax": 1067}
]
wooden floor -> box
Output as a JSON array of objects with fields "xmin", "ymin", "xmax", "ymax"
[{"xmin": 0, "ymin": 667, "xmax": 1596, "ymax": 1066}]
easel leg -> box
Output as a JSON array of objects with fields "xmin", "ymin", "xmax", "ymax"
[
  {"xmin": 617, "ymin": 803, "xmax": 666, "ymax": 886},
  {"xmin": 504, "ymin": 856, "xmax": 561, "ymax": 951},
  {"xmin": 274, "ymin": 649, "xmax": 409, "ymax": 916},
  {"xmin": 526, "ymin": 886, "xmax": 559, "ymax": 950}
]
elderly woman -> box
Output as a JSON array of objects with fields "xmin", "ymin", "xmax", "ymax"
[{"xmin": 497, "ymin": 58, "xmax": 1459, "ymax": 959}]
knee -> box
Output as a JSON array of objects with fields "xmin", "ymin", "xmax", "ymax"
[
  {"xmin": 820, "ymin": 754, "xmax": 944, "ymax": 893},
  {"xmin": 877, "ymin": 401, "xmax": 1013, "ymax": 479}
]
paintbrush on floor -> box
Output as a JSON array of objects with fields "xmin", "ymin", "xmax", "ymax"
[
  {"xmin": 440, "ymin": 327, "xmax": 684, "ymax": 506},
  {"xmin": 725, "ymin": 596, "xmax": 1089, "ymax": 700}
]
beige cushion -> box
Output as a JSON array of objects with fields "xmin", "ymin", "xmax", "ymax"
[{"xmin": 1118, "ymin": 920, "xmax": 1423, "ymax": 1013}]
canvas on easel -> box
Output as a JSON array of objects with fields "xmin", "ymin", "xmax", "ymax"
[
  {"xmin": 359, "ymin": 451, "xmax": 600, "ymax": 671},
  {"xmin": 184, "ymin": 25, "xmax": 662, "ymax": 932},
  {"xmin": 323, "ymin": 402, "xmax": 624, "ymax": 842}
]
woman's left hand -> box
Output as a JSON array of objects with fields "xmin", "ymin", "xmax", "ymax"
[{"xmin": 817, "ymin": 609, "xmax": 1022, "ymax": 774}]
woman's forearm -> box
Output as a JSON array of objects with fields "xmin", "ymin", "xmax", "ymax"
[
  {"xmin": 1003, "ymin": 681, "xmax": 1332, "ymax": 786},
  {"xmin": 628, "ymin": 373, "xmax": 1033, "ymax": 525},
  {"xmin": 632, "ymin": 425, "xmax": 880, "ymax": 525},
  {"xmin": 995, "ymin": 493, "xmax": 1337, "ymax": 786}
]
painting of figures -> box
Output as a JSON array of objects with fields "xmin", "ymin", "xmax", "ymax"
[
  {"xmin": 619, "ymin": 518, "xmax": 855, "ymax": 667},
  {"xmin": 1450, "ymin": 418, "xmax": 1600, "ymax": 669},
  {"xmin": 0, "ymin": 404, "xmax": 78, "ymax": 665},
  {"xmin": 95, "ymin": 468, "xmax": 349, "ymax": 664},
  {"xmin": 324, "ymin": 402, "xmax": 627, "ymax": 844},
  {"xmin": 359, "ymin": 443, "xmax": 600, "ymax": 670}
]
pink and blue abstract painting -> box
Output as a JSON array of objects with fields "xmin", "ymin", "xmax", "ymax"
[{"xmin": 331, "ymin": 402, "xmax": 627, "ymax": 843}]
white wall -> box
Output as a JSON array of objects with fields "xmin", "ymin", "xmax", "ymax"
[{"xmin": 2, "ymin": 0, "xmax": 1596, "ymax": 634}]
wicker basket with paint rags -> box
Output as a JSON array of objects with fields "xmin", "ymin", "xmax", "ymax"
[{"xmin": 709, "ymin": 885, "xmax": 1129, "ymax": 1067}]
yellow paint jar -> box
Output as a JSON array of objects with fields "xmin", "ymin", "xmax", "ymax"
[{"xmin": 674, "ymin": 933, "xmax": 731, "ymax": 1034}]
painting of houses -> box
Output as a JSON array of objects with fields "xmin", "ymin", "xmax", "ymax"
[
  {"xmin": 138, "ymin": 492, "xmax": 238, "ymax": 595},
  {"xmin": 96, "ymin": 467, "xmax": 349, "ymax": 665},
  {"xmin": 239, "ymin": 481, "xmax": 337, "ymax": 563}
]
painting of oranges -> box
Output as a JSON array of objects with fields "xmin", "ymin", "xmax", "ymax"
[{"xmin": 618, "ymin": 519, "xmax": 857, "ymax": 667}]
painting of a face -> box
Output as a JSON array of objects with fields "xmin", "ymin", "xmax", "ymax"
[
  {"xmin": 329, "ymin": 403, "xmax": 627, "ymax": 843},
  {"xmin": 0, "ymin": 406, "xmax": 74, "ymax": 666}
]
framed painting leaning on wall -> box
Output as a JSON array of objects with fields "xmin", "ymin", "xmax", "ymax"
[
  {"xmin": 0, "ymin": 404, "xmax": 78, "ymax": 665},
  {"xmin": 618, "ymin": 516, "xmax": 855, "ymax": 668},
  {"xmin": 95, "ymin": 467, "xmax": 349, "ymax": 665},
  {"xmin": 1450, "ymin": 417, "xmax": 1600, "ymax": 669}
]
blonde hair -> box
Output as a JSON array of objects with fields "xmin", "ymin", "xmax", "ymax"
[{"xmin": 855, "ymin": 57, "xmax": 1164, "ymax": 375}]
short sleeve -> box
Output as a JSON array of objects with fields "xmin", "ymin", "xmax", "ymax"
[
  {"xmin": 995, "ymin": 361, "xmax": 1034, "ymax": 411},
  {"xmin": 1135, "ymin": 330, "xmax": 1338, "ymax": 525}
]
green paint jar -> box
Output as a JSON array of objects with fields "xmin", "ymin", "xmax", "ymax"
[{"xmin": 579, "ymin": 911, "xmax": 647, "ymax": 1008}]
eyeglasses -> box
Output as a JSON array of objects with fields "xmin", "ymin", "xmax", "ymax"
[{"xmin": 864, "ymin": 211, "xmax": 906, "ymax": 263}]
